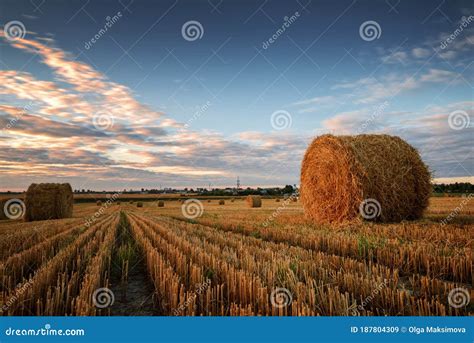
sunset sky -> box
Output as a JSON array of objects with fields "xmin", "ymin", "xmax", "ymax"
[{"xmin": 0, "ymin": 0, "xmax": 472, "ymax": 191}]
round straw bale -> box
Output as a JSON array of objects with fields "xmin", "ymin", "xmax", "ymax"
[
  {"xmin": 0, "ymin": 199, "xmax": 8, "ymax": 220},
  {"xmin": 300, "ymin": 134, "xmax": 431, "ymax": 223},
  {"xmin": 219, "ymin": 200, "xmax": 225, "ymax": 205},
  {"xmin": 158, "ymin": 201, "xmax": 164, "ymax": 207},
  {"xmin": 246, "ymin": 195, "xmax": 262, "ymax": 208},
  {"xmin": 96, "ymin": 200, "xmax": 102, "ymax": 206},
  {"xmin": 25, "ymin": 183, "xmax": 73, "ymax": 221},
  {"xmin": 275, "ymin": 198, "xmax": 280, "ymax": 202},
  {"xmin": 137, "ymin": 202, "xmax": 143, "ymax": 208}
]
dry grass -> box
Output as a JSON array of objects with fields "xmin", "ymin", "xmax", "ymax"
[{"xmin": 0, "ymin": 197, "xmax": 471, "ymax": 316}]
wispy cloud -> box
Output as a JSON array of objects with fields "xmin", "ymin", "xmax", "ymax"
[
  {"xmin": 0, "ymin": 33, "xmax": 308, "ymax": 189},
  {"xmin": 0, "ymin": 26, "xmax": 471, "ymax": 190},
  {"xmin": 322, "ymin": 102, "xmax": 473, "ymax": 178}
]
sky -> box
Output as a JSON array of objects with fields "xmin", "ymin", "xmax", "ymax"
[{"xmin": 0, "ymin": 0, "xmax": 472, "ymax": 191}]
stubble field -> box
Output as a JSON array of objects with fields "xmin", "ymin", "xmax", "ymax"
[{"xmin": 0, "ymin": 196, "xmax": 472, "ymax": 316}]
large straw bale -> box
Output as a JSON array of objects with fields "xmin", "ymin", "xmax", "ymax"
[
  {"xmin": 0, "ymin": 199, "xmax": 7, "ymax": 220},
  {"xmin": 300, "ymin": 134, "xmax": 431, "ymax": 223},
  {"xmin": 25, "ymin": 183, "xmax": 73, "ymax": 221}
]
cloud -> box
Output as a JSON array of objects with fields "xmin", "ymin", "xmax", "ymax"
[
  {"xmin": 329, "ymin": 75, "xmax": 418, "ymax": 105},
  {"xmin": 0, "ymin": 31, "xmax": 471, "ymax": 190},
  {"xmin": 0, "ymin": 33, "xmax": 309, "ymax": 189},
  {"xmin": 412, "ymin": 48, "xmax": 431, "ymax": 58},
  {"xmin": 321, "ymin": 102, "xmax": 473, "ymax": 178},
  {"xmin": 420, "ymin": 68, "xmax": 459, "ymax": 83},
  {"xmin": 324, "ymin": 67, "xmax": 461, "ymax": 106},
  {"xmin": 291, "ymin": 96, "xmax": 341, "ymax": 113},
  {"xmin": 381, "ymin": 51, "xmax": 408, "ymax": 64}
]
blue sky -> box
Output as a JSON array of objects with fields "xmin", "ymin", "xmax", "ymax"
[{"xmin": 0, "ymin": 0, "xmax": 472, "ymax": 190}]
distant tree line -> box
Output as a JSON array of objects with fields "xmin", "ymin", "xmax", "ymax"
[
  {"xmin": 70, "ymin": 185, "xmax": 298, "ymax": 196},
  {"xmin": 4, "ymin": 183, "xmax": 472, "ymax": 195},
  {"xmin": 433, "ymin": 183, "xmax": 473, "ymax": 194}
]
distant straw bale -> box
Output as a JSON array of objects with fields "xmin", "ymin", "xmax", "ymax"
[{"xmin": 246, "ymin": 195, "xmax": 262, "ymax": 208}]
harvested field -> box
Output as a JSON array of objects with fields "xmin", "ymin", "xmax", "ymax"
[{"xmin": 0, "ymin": 196, "xmax": 471, "ymax": 316}]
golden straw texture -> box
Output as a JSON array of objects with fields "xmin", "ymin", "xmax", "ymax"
[{"xmin": 300, "ymin": 134, "xmax": 431, "ymax": 223}]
